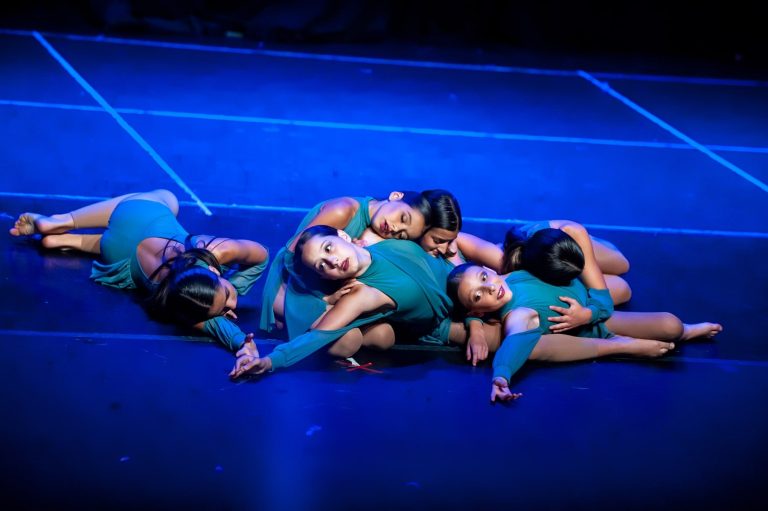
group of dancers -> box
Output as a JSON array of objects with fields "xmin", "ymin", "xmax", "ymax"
[{"xmin": 9, "ymin": 188, "xmax": 722, "ymax": 401}]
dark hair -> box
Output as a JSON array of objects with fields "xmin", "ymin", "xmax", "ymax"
[
  {"xmin": 446, "ymin": 262, "xmax": 477, "ymax": 313},
  {"xmin": 501, "ymin": 225, "xmax": 528, "ymax": 274},
  {"xmin": 424, "ymin": 189, "xmax": 462, "ymax": 233},
  {"xmin": 520, "ymin": 228, "xmax": 584, "ymax": 286},
  {"xmin": 293, "ymin": 224, "xmax": 343, "ymax": 286},
  {"xmin": 145, "ymin": 238, "xmax": 224, "ymax": 325},
  {"xmin": 395, "ymin": 190, "xmax": 433, "ymax": 233}
]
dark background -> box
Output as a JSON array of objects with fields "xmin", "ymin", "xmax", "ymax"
[{"xmin": 2, "ymin": 1, "xmax": 767, "ymax": 74}]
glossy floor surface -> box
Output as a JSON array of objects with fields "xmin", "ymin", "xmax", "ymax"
[{"xmin": 1, "ymin": 29, "xmax": 767, "ymax": 511}]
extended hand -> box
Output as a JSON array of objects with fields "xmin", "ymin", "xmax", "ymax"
[
  {"xmin": 490, "ymin": 377, "xmax": 523, "ymax": 403},
  {"xmin": 548, "ymin": 296, "xmax": 592, "ymax": 332},
  {"xmin": 229, "ymin": 335, "xmax": 272, "ymax": 379}
]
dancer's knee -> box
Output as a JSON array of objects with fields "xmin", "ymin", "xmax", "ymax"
[
  {"xmin": 328, "ymin": 330, "xmax": 362, "ymax": 358},
  {"xmin": 362, "ymin": 323, "xmax": 395, "ymax": 350},
  {"xmin": 605, "ymin": 275, "xmax": 632, "ymax": 305},
  {"xmin": 658, "ymin": 312, "xmax": 684, "ymax": 340}
]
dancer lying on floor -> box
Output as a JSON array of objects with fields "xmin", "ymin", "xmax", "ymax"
[
  {"xmin": 447, "ymin": 227, "xmax": 722, "ymax": 403},
  {"xmin": 9, "ymin": 189, "xmax": 268, "ymax": 351},
  {"xmin": 231, "ymin": 224, "xmax": 458, "ymax": 378},
  {"xmin": 230, "ymin": 224, "xmax": 628, "ymax": 378},
  {"xmin": 362, "ymin": 190, "xmax": 632, "ymax": 305},
  {"xmin": 349, "ymin": 190, "xmax": 627, "ymax": 367},
  {"xmin": 259, "ymin": 190, "xmax": 436, "ymax": 337}
]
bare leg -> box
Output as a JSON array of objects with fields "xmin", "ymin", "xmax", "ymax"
[
  {"xmin": 604, "ymin": 274, "xmax": 632, "ymax": 305},
  {"xmin": 327, "ymin": 322, "xmax": 397, "ymax": 358},
  {"xmin": 328, "ymin": 328, "xmax": 363, "ymax": 358},
  {"xmin": 530, "ymin": 333, "xmax": 674, "ymax": 361},
  {"xmin": 502, "ymin": 308, "xmax": 674, "ymax": 361},
  {"xmin": 605, "ymin": 311, "xmax": 684, "ymax": 341},
  {"xmin": 591, "ymin": 236, "xmax": 630, "ymax": 275},
  {"xmin": 41, "ymin": 233, "xmax": 102, "ymax": 254},
  {"xmin": 360, "ymin": 322, "xmax": 395, "ymax": 350},
  {"xmin": 9, "ymin": 189, "xmax": 178, "ymax": 236},
  {"xmin": 71, "ymin": 189, "xmax": 179, "ymax": 228}
]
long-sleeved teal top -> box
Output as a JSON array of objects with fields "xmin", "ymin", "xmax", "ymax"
[
  {"xmin": 268, "ymin": 240, "xmax": 453, "ymax": 370},
  {"xmin": 492, "ymin": 270, "xmax": 614, "ymax": 382}
]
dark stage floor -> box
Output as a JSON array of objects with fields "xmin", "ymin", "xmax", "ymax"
[{"xmin": 1, "ymin": 29, "xmax": 767, "ymax": 511}]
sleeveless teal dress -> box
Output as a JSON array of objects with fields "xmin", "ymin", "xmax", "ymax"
[{"xmin": 90, "ymin": 199, "xmax": 268, "ymax": 351}]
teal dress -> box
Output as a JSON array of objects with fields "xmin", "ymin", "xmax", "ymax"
[
  {"xmin": 268, "ymin": 240, "xmax": 453, "ymax": 370},
  {"xmin": 491, "ymin": 270, "xmax": 614, "ymax": 382},
  {"xmin": 259, "ymin": 196, "xmax": 373, "ymax": 337},
  {"xmin": 90, "ymin": 199, "xmax": 268, "ymax": 351}
]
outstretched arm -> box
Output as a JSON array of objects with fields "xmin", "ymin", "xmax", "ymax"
[
  {"xmin": 491, "ymin": 308, "xmax": 542, "ymax": 397},
  {"xmin": 230, "ymin": 284, "xmax": 395, "ymax": 377}
]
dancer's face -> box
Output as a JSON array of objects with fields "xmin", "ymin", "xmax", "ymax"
[
  {"xmin": 419, "ymin": 227, "xmax": 459, "ymax": 257},
  {"xmin": 209, "ymin": 277, "xmax": 238, "ymax": 318},
  {"xmin": 456, "ymin": 266, "xmax": 512, "ymax": 314},
  {"xmin": 370, "ymin": 199, "xmax": 426, "ymax": 240},
  {"xmin": 301, "ymin": 234, "xmax": 361, "ymax": 280}
]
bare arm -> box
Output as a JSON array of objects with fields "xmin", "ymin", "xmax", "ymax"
[
  {"xmin": 356, "ymin": 227, "xmax": 385, "ymax": 247},
  {"xmin": 310, "ymin": 284, "xmax": 395, "ymax": 331},
  {"xmin": 466, "ymin": 318, "xmax": 489, "ymax": 366},
  {"xmin": 455, "ymin": 232, "xmax": 504, "ymax": 272},
  {"xmin": 208, "ymin": 239, "xmax": 268, "ymax": 266},
  {"xmin": 556, "ymin": 222, "xmax": 607, "ymax": 291},
  {"xmin": 549, "ymin": 219, "xmax": 629, "ymax": 274},
  {"xmin": 287, "ymin": 197, "xmax": 359, "ymax": 251}
]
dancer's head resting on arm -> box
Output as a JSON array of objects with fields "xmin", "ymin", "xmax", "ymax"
[
  {"xmin": 146, "ymin": 247, "xmax": 239, "ymax": 325},
  {"xmin": 517, "ymin": 228, "xmax": 584, "ymax": 286},
  {"xmin": 370, "ymin": 190, "xmax": 432, "ymax": 240}
]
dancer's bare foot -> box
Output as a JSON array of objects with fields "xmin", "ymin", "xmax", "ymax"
[
  {"xmin": 9, "ymin": 213, "xmax": 44, "ymax": 236},
  {"xmin": 681, "ymin": 322, "xmax": 723, "ymax": 341},
  {"xmin": 610, "ymin": 336, "xmax": 675, "ymax": 357},
  {"xmin": 9, "ymin": 213, "xmax": 73, "ymax": 236}
]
